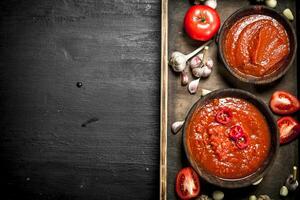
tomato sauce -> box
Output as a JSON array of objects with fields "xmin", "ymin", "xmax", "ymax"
[
  {"xmin": 224, "ymin": 15, "xmax": 290, "ymax": 77},
  {"xmin": 186, "ymin": 97, "xmax": 271, "ymax": 179}
]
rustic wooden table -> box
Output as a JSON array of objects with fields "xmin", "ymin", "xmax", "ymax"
[{"xmin": 0, "ymin": 0, "xmax": 160, "ymax": 199}]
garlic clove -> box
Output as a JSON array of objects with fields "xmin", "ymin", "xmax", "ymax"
[
  {"xmin": 252, "ymin": 177, "xmax": 263, "ymax": 185},
  {"xmin": 205, "ymin": 0, "xmax": 217, "ymax": 9},
  {"xmin": 283, "ymin": 8, "xmax": 294, "ymax": 21},
  {"xmin": 196, "ymin": 195, "xmax": 212, "ymax": 200},
  {"xmin": 249, "ymin": 195, "xmax": 257, "ymax": 200},
  {"xmin": 206, "ymin": 58, "xmax": 214, "ymax": 69},
  {"xmin": 188, "ymin": 78, "xmax": 200, "ymax": 94},
  {"xmin": 201, "ymin": 66, "xmax": 212, "ymax": 78},
  {"xmin": 257, "ymin": 195, "xmax": 271, "ymax": 200},
  {"xmin": 169, "ymin": 51, "xmax": 187, "ymax": 72},
  {"xmin": 171, "ymin": 121, "xmax": 185, "ymax": 134},
  {"xmin": 265, "ymin": 0, "xmax": 277, "ymax": 8},
  {"xmin": 279, "ymin": 186, "xmax": 288, "ymax": 197},
  {"xmin": 190, "ymin": 55, "xmax": 202, "ymax": 69},
  {"xmin": 181, "ymin": 71, "xmax": 189, "ymax": 86},
  {"xmin": 201, "ymin": 89, "xmax": 212, "ymax": 96},
  {"xmin": 212, "ymin": 190, "xmax": 224, "ymax": 200},
  {"xmin": 192, "ymin": 67, "xmax": 205, "ymax": 78}
]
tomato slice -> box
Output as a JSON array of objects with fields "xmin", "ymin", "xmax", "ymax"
[
  {"xmin": 175, "ymin": 167, "xmax": 200, "ymax": 200},
  {"xmin": 277, "ymin": 116, "xmax": 300, "ymax": 144},
  {"xmin": 229, "ymin": 125, "xmax": 244, "ymax": 141},
  {"xmin": 270, "ymin": 91, "xmax": 300, "ymax": 115},
  {"xmin": 215, "ymin": 107, "xmax": 233, "ymax": 124}
]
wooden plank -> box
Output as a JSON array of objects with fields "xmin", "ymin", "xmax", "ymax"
[{"xmin": 0, "ymin": 0, "xmax": 161, "ymax": 199}]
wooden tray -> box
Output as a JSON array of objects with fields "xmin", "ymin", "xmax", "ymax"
[{"xmin": 160, "ymin": 0, "xmax": 299, "ymax": 199}]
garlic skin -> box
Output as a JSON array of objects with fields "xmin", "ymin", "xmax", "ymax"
[
  {"xmin": 283, "ymin": 8, "xmax": 294, "ymax": 21},
  {"xmin": 169, "ymin": 51, "xmax": 187, "ymax": 72},
  {"xmin": 171, "ymin": 121, "xmax": 185, "ymax": 134},
  {"xmin": 265, "ymin": 0, "xmax": 277, "ymax": 8},
  {"xmin": 205, "ymin": 0, "xmax": 217, "ymax": 9},
  {"xmin": 188, "ymin": 78, "xmax": 200, "ymax": 94}
]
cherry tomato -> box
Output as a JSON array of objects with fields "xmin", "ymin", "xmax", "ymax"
[
  {"xmin": 215, "ymin": 107, "xmax": 233, "ymax": 124},
  {"xmin": 175, "ymin": 167, "xmax": 200, "ymax": 200},
  {"xmin": 277, "ymin": 116, "xmax": 300, "ymax": 144},
  {"xmin": 270, "ymin": 91, "xmax": 300, "ymax": 115},
  {"xmin": 184, "ymin": 5, "xmax": 221, "ymax": 41},
  {"xmin": 229, "ymin": 125, "xmax": 244, "ymax": 141}
]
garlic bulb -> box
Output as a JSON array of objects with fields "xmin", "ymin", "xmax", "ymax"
[
  {"xmin": 188, "ymin": 78, "xmax": 200, "ymax": 94},
  {"xmin": 205, "ymin": 0, "xmax": 217, "ymax": 9},
  {"xmin": 169, "ymin": 51, "xmax": 187, "ymax": 72},
  {"xmin": 285, "ymin": 166, "xmax": 299, "ymax": 191},
  {"xmin": 169, "ymin": 40, "xmax": 212, "ymax": 73}
]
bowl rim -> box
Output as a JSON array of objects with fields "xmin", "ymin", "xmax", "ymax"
[
  {"xmin": 217, "ymin": 5, "xmax": 297, "ymax": 85},
  {"xmin": 182, "ymin": 88, "xmax": 279, "ymax": 188}
]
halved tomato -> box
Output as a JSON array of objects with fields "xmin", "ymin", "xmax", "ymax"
[
  {"xmin": 270, "ymin": 91, "xmax": 300, "ymax": 115},
  {"xmin": 175, "ymin": 167, "xmax": 200, "ymax": 200},
  {"xmin": 277, "ymin": 116, "xmax": 300, "ymax": 144}
]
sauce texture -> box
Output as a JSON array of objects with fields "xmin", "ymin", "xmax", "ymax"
[
  {"xmin": 224, "ymin": 15, "xmax": 290, "ymax": 77},
  {"xmin": 186, "ymin": 97, "xmax": 271, "ymax": 179}
]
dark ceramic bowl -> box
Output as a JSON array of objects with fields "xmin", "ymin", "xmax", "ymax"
[
  {"xmin": 218, "ymin": 6, "xmax": 297, "ymax": 85},
  {"xmin": 183, "ymin": 89, "xmax": 279, "ymax": 188}
]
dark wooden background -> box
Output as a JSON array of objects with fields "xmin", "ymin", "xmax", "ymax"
[
  {"xmin": 167, "ymin": 0, "xmax": 299, "ymax": 200},
  {"xmin": 0, "ymin": 0, "xmax": 160, "ymax": 199}
]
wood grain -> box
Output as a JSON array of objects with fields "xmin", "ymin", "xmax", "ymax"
[
  {"xmin": 160, "ymin": 1, "xmax": 168, "ymax": 200},
  {"xmin": 0, "ymin": 0, "xmax": 160, "ymax": 199}
]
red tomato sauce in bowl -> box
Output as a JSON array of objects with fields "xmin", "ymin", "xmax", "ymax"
[
  {"xmin": 224, "ymin": 14, "xmax": 290, "ymax": 77},
  {"xmin": 186, "ymin": 97, "xmax": 271, "ymax": 179}
]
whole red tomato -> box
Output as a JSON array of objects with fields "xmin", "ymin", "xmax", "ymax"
[{"xmin": 184, "ymin": 5, "xmax": 220, "ymax": 41}]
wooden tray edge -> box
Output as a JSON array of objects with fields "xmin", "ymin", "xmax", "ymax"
[{"xmin": 160, "ymin": 0, "xmax": 168, "ymax": 199}]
